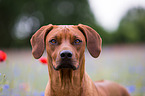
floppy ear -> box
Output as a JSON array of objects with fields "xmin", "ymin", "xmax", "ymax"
[
  {"xmin": 30, "ymin": 24, "xmax": 53, "ymax": 59},
  {"xmin": 78, "ymin": 24, "xmax": 102, "ymax": 58}
]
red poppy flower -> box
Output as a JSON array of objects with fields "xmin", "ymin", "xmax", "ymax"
[
  {"xmin": 0, "ymin": 50, "xmax": 7, "ymax": 62},
  {"xmin": 39, "ymin": 57, "xmax": 47, "ymax": 65}
]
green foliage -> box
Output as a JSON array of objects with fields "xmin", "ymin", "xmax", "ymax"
[
  {"xmin": 0, "ymin": 0, "xmax": 100, "ymax": 48},
  {"xmin": 0, "ymin": 0, "xmax": 145, "ymax": 47},
  {"xmin": 113, "ymin": 8, "xmax": 145, "ymax": 43}
]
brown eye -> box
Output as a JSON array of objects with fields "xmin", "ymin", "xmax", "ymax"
[
  {"xmin": 49, "ymin": 39, "xmax": 57, "ymax": 45},
  {"xmin": 74, "ymin": 39, "xmax": 82, "ymax": 45}
]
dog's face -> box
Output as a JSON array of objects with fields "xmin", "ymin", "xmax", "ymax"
[
  {"xmin": 46, "ymin": 26, "xmax": 86, "ymax": 70},
  {"xmin": 30, "ymin": 24, "xmax": 102, "ymax": 71}
]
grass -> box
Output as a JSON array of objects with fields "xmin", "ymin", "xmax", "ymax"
[{"xmin": 0, "ymin": 44, "xmax": 145, "ymax": 96}]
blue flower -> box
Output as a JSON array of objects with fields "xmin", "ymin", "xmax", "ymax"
[
  {"xmin": 0, "ymin": 73, "xmax": 1, "ymax": 76},
  {"xmin": 127, "ymin": 85, "xmax": 135, "ymax": 93},
  {"xmin": 40, "ymin": 92, "xmax": 45, "ymax": 96},
  {"xmin": 3, "ymin": 84, "xmax": 9, "ymax": 89}
]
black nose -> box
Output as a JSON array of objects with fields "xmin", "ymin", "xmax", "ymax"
[{"xmin": 60, "ymin": 50, "xmax": 72, "ymax": 59}]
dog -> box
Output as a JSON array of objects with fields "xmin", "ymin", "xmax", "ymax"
[{"xmin": 30, "ymin": 24, "xmax": 130, "ymax": 96}]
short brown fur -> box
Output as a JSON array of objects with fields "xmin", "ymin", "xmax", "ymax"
[{"xmin": 30, "ymin": 24, "xmax": 130, "ymax": 96}]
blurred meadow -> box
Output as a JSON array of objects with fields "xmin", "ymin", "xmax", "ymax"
[{"xmin": 0, "ymin": 0, "xmax": 145, "ymax": 96}]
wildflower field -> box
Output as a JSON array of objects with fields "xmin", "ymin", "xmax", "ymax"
[{"xmin": 0, "ymin": 44, "xmax": 145, "ymax": 96}]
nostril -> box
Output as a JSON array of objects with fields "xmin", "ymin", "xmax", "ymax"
[
  {"xmin": 67, "ymin": 53, "xmax": 72, "ymax": 58},
  {"xmin": 60, "ymin": 53, "xmax": 65, "ymax": 58}
]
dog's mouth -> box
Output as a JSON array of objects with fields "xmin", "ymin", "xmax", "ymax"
[{"xmin": 53, "ymin": 58, "xmax": 79, "ymax": 70}]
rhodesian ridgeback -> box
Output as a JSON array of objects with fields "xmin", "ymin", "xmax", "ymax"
[{"xmin": 30, "ymin": 24, "xmax": 130, "ymax": 96}]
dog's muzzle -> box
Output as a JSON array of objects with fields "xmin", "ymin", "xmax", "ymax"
[{"xmin": 53, "ymin": 50, "xmax": 78, "ymax": 70}]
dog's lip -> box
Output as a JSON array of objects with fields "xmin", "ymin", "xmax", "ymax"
[
  {"xmin": 59, "ymin": 63, "xmax": 75, "ymax": 69},
  {"xmin": 54, "ymin": 60, "xmax": 79, "ymax": 70},
  {"xmin": 54, "ymin": 63, "xmax": 78, "ymax": 70}
]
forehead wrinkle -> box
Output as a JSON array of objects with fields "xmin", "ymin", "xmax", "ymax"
[
  {"xmin": 49, "ymin": 26, "xmax": 84, "ymax": 42},
  {"xmin": 69, "ymin": 29, "xmax": 84, "ymax": 39},
  {"xmin": 48, "ymin": 27, "xmax": 70, "ymax": 42},
  {"xmin": 59, "ymin": 27, "xmax": 70, "ymax": 40},
  {"xmin": 60, "ymin": 27, "xmax": 84, "ymax": 41}
]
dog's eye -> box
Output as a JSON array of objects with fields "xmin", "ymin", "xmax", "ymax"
[
  {"xmin": 49, "ymin": 39, "xmax": 57, "ymax": 44},
  {"xmin": 74, "ymin": 39, "xmax": 82, "ymax": 45}
]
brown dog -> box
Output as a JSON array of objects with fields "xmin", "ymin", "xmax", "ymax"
[{"xmin": 30, "ymin": 24, "xmax": 130, "ymax": 96}]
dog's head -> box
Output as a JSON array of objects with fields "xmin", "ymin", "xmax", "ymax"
[{"xmin": 30, "ymin": 24, "xmax": 102, "ymax": 70}]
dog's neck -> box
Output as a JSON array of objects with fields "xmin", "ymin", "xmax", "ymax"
[{"xmin": 46, "ymin": 55, "xmax": 86, "ymax": 96}]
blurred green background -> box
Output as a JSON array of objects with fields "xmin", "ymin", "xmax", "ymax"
[
  {"xmin": 0, "ymin": 0, "xmax": 145, "ymax": 47},
  {"xmin": 0, "ymin": 0, "xmax": 145, "ymax": 96}
]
